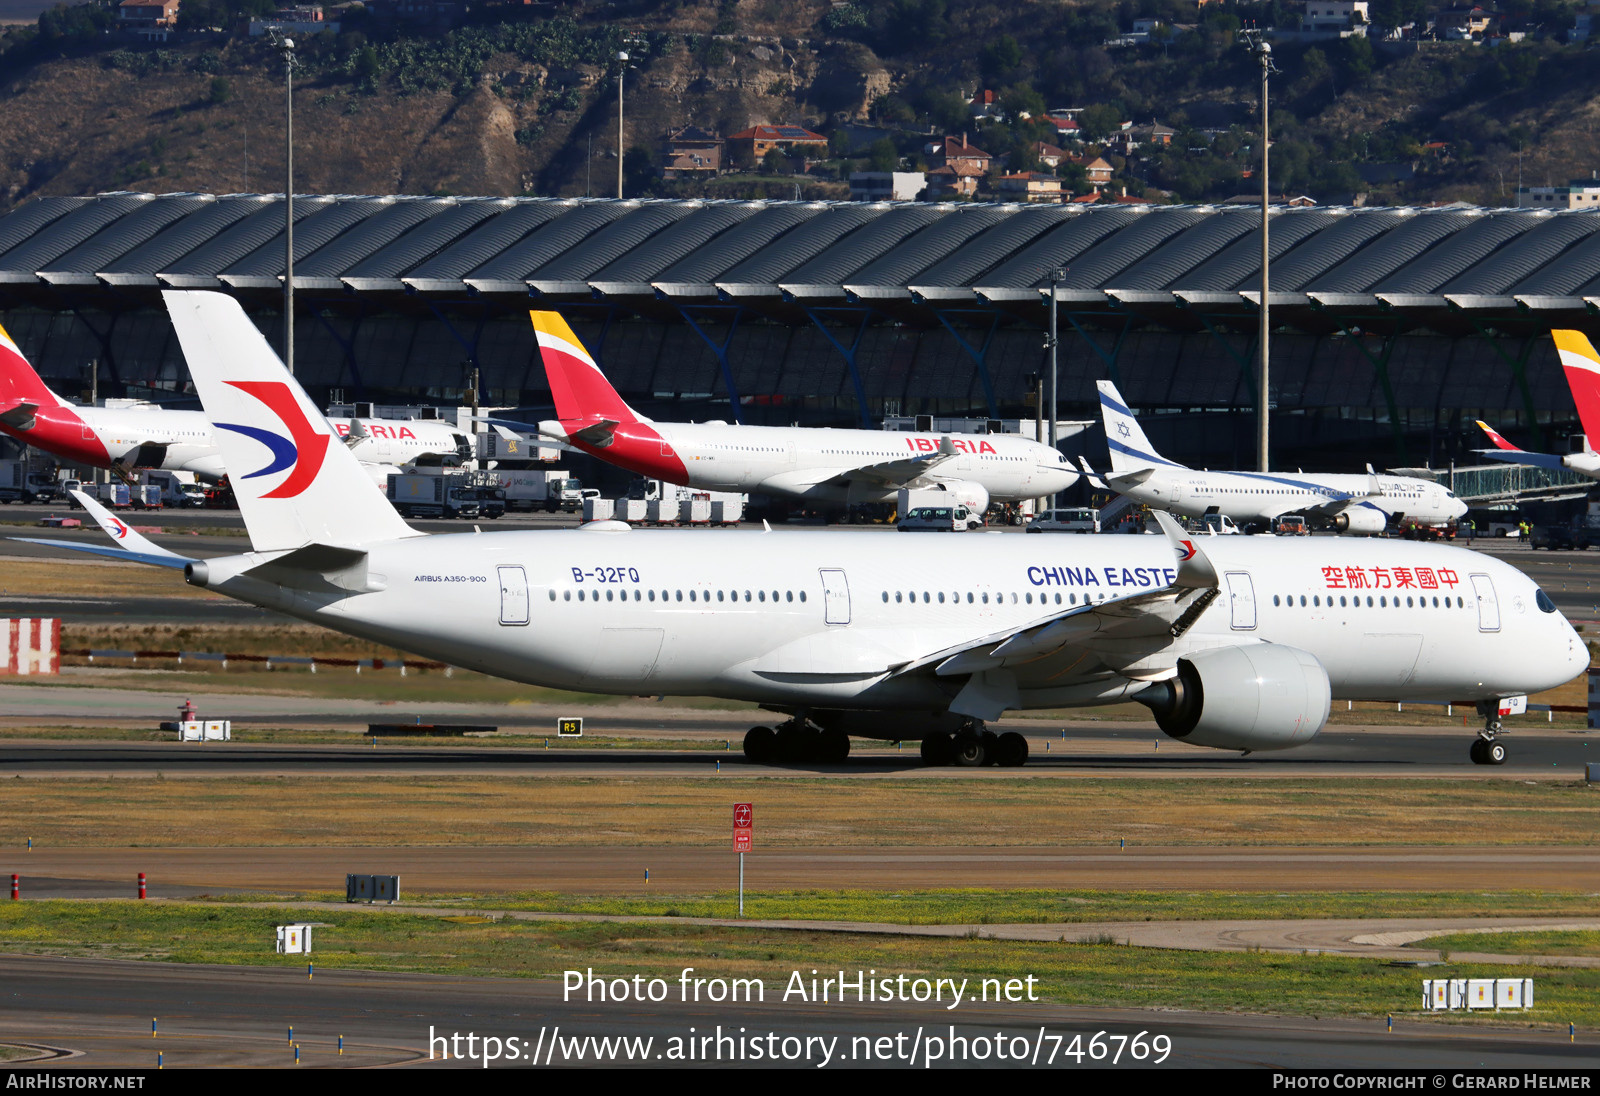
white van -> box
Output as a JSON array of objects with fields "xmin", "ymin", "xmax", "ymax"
[
  {"xmin": 1027, "ymin": 507, "xmax": 1100, "ymax": 533},
  {"xmin": 897, "ymin": 505, "xmax": 982, "ymax": 532}
]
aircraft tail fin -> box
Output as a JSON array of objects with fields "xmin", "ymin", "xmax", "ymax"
[
  {"xmin": 1097, "ymin": 379, "xmax": 1182, "ymax": 473},
  {"xmin": 530, "ymin": 311, "xmax": 642, "ymax": 427},
  {"xmin": 0, "ymin": 323, "xmax": 66, "ymax": 411},
  {"xmin": 1476, "ymin": 419, "xmax": 1522, "ymax": 453},
  {"xmin": 161, "ymin": 290, "xmax": 420, "ymax": 553},
  {"xmin": 1552, "ymin": 330, "xmax": 1600, "ymax": 445}
]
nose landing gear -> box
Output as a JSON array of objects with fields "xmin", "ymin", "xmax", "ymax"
[{"xmin": 1469, "ymin": 706, "xmax": 1508, "ymax": 765}]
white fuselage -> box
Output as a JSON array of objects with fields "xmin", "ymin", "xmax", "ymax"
[
  {"xmin": 653, "ymin": 421, "xmax": 1077, "ymax": 505},
  {"xmin": 1123, "ymin": 468, "xmax": 1466, "ymax": 527},
  {"xmin": 58, "ymin": 403, "xmax": 468, "ymax": 480},
  {"xmin": 195, "ymin": 529, "xmax": 1581, "ymax": 717}
]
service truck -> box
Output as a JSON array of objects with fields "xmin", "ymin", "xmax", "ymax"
[
  {"xmin": 0, "ymin": 459, "xmax": 59, "ymax": 503},
  {"xmin": 495, "ymin": 469, "xmax": 593, "ymax": 512},
  {"xmin": 386, "ymin": 472, "xmax": 481, "ymax": 519}
]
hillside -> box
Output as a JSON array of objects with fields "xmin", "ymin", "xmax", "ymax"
[{"xmin": 0, "ymin": 0, "xmax": 1596, "ymax": 209}]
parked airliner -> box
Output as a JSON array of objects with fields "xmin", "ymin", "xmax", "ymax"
[
  {"xmin": 1084, "ymin": 380, "xmax": 1466, "ymax": 533},
  {"xmin": 1476, "ymin": 329, "xmax": 1600, "ymax": 479},
  {"xmin": 21, "ymin": 292, "xmax": 1581, "ymax": 769},
  {"xmin": 0, "ymin": 323, "xmax": 470, "ymax": 483},
  {"xmin": 519, "ymin": 311, "xmax": 1077, "ymax": 515}
]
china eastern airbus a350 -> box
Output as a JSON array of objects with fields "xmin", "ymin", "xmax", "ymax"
[
  {"xmin": 1081, "ymin": 379, "xmax": 1467, "ymax": 533},
  {"xmin": 23, "ymin": 291, "xmax": 1583, "ymax": 769},
  {"xmin": 0, "ymin": 323, "xmax": 469, "ymax": 483},
  {"xmin": 516, "ymin": 311, "xmax": 1076, "ymax": 515}
]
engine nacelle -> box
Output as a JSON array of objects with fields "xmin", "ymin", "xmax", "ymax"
[
  {"xmin": 1333, "ymin": 508, "xmax": 1387, "ymax": 535},
  {"xmin": 933, "ymin": 479, "xmax": 989, "ymax": 515},
  {"xmin": 1137, "ymin": 644, "xmax": 1330, "ymax": 751}
]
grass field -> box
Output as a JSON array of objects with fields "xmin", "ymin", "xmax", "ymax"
[
  {"xmin": 385, "ymin": 889, "xmax": 1600, "ymax": 926},
  {"xmin": 2, "ymin": 901, "xmax": 1594, "ymax": 1026},
  {"xmin": 0, "ymin": 776, "xmax": 1592, "ymax": 848},
  {"xmin": 1415, "ymin": 931, "xmax": 1600, "ymax": 959}
]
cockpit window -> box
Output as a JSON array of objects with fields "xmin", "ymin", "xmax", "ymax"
[{"xmin": 1536, "ymin": 588, "xmax": 1557, "ymax": 614}]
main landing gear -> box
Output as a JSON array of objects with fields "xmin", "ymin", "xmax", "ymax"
[
  {"xmin": 918, "ymin": 721, "xmax": 1029, "ymax": 767},
  {"xmin": 1470, "ymin": 706, "xmax": 1508, "ymax": 766},
  {"xmin": 743, "ymin": 719, "xmax": 850, "ymax": 765}
]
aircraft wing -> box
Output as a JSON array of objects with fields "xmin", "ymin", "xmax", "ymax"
[
  {"xmin": 888, "ymin": 512, "xmax": 1221, "ymax": 718},
  {"xmin": 1076, "ymin": 457, "xmax": 1109, "ymax": 492},
  {"xmin": 820, "ymin": 436, "xmax": 959, "ymax": 489},
  {"xmin": 0, "ymin": 400, "xmax": 38, "ymax": 430}
]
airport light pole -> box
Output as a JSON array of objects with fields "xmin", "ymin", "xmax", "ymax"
[
  {"xmin": 616, "ymin": 51, "xmax": 629, "ymax": 200},
  {"xmin": 1247, "ymin": 32, "xmax": 1277, "ymax": 473},
  {"xmin": 1047, "ymin": 267, "xmax": 1065, "ymax": 506},
  {"xmin": 281, "ymin": 35, "xmax": 297, "ymax": 376}
]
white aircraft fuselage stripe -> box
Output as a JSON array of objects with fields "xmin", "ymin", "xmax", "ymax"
[
  {"xmin": 647, "ymin": 420, "xmax": 1075, "ymax": 503},
  {"xmin": 210, "ymin": 528, "xmax": 1581, "ymax": 713},
  {"xmin": 532, "ymin": 331, "xmax": 600, "ymax": 368}
]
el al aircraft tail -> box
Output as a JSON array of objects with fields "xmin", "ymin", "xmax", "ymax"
[
  {"xmin": 162, "ymin": 290, "xmax": 419, "ymax": 553},
  {"xmin": 1552, "ymin": 330, "xmax": 1600, "ymax": 444},
  {"xmin": 530, "ymin": 311, "xmax": 644, "ymax": 427},
  {"xmin": 0, "ymin": 323, "xmax": 66, "ymax": 412},
  {"xmin": 1097, "ymin": 379, "xmax": 1184, "ymax": 473}
]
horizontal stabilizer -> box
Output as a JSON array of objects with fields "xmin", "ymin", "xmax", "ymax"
[
  {"xmin": 1473, "ymin": 447, "xmax": 1569, "ymax": 472},
  {"xmin": 243, "ymin": 542, "xmax": 376, "ymax": 593},
  {"xmin": 9, "ymin": 536, "xmax": 190, "ymax": 570},
  {"xmin": 0, "ymin": 400, "xmax": 38, "ymax": 430},
  {"xmin": 71, "ymin": 489, "xmax": 190, "ymax": 562}
]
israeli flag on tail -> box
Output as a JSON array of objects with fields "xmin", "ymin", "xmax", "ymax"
[
  {"xmin": 1096, "ymin": 379, "xmax": 1187, "ymax": 473},
  {"xmin": 161, "ymin": 290, "xmax": 420, "ymax": 553}
]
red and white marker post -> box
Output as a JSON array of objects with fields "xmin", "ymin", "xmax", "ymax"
[{"xmin": 732, "ymin": 803, "xmax": 753, "ymax": 917}]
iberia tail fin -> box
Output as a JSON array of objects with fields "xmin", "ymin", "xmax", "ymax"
[
  {"xmin": 0, "ymin": 322, "xmax": 66, "ymax": 412},
  {"xmin": 161, "ymin": 290, "xmax": 420, "ymax": 553},
  {"xmin": 1552, "ymin": 330, "xmax": 1600, "ymax": 444},
  {"xmin": 530, "ymin": 311, "xmax": 644, "ymax": 426},
  {"xmin": 1475, "ymin": 420, "xmax": 1522, "ymax": 452}
]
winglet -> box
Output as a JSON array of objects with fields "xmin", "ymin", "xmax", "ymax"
[
  {"xmin": 1076, "ymin": 456, "xmax": 1108, "ymax": 491},
  {"xmin": 1476, "ymin": 420, "xmax": 1522, "ymax": 453},
  {"xmin": 71, "ymin": 489, "xmax": 187, "ymax": 561},
  {"xmin": 937, "ymin": 435, "xmax": 956, "ymax": 457},
  {"xmin": 1150, "ymin": 509, "xmax": 1218, "ymax": 589}
]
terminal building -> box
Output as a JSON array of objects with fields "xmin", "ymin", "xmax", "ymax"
[{"xmin": 0, "ymin": 191, "xmax": 1597, "ymax": 471}]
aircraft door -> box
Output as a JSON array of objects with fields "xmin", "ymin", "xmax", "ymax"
[
  {"xmin": 819, "ymin": 568, "xmax": 851, "ymax": 625},
  {"xmin": 497, "ymin": 565, "xmax": 529, "ymax": 626},
  {"xmin": 1470, "ymin": 573, "xmax": 1500, "ymax": 632},
  {"xmin": 1224, "ymin": 571, "xmax": 1257, "ymax": 630}
]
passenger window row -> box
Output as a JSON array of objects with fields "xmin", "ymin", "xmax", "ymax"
[
  {"xmin": 552, "ymin": 588, "xmax": 806, "ymax": 604},
  {"xmin": 1273, "ymin": 594, "xmax": 1468, "ymax": 609},
  {"xmin": 880, "ymin": 590, "xmax": 1109, "ymax": 606}
]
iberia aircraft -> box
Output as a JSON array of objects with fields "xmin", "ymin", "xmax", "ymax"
[
  {"xmin": 0, "ymin": 322, "xmax": 470, "ymax": 483},
  {"xmin": 519, "ymin": 311, "xmax": 1077, "ymax": 515},
  {"xmin": 21, "ymin": 291, "xmax": 1583, "ymax": 769},
  {"xmin": 1083, "ymin": 380, "xmax": 1467, "ymax": 533},
  {"xmin": 1476, "ymin": 329, "xmax": 1600, "ymax": 480}
]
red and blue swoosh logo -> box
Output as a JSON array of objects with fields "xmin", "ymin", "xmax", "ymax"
[{"xmin": 215, "ymin": 381, "xmax": 329, "ymax": 499}]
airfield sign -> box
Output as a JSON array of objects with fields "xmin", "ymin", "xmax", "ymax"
[{"xmin": 733, "ymin": 802, "xmax": 752, "ymax": 851}]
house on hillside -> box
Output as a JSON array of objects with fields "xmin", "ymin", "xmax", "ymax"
[
  {"xmin": 119, "ymin": 0, "xmax": 179, "ymax": 39},
  {"xmin": 969, "ymin": 89, "xmax": 1003, "ymax": 120},
  {"xmin": 1067, "ymin": 154, "xmax": 1115, "ymax": 190},
  {"xmin": 661, "ymin": 127, "xmax": 723, "ymax": 179},
  {"xmin": 924, "ymin": 163, "xmax": 984, "ymax": 199},
  {"xmin": 249, "ymin": 6, "xmax": 340, "ymax": 36},
  {"xmin": 997, "ymin": 172, "xmax": 1064, "ymax": 203},
  {"xmin": 927, "ymin": 135, "xmax": 992, "ymax": 174},
  {"xmin": 1304, "ymin": 1, "xmax": 1370, "ymax": 33},
  {"xmin": 1029, "ymin": 141, "xmax": 1070, "ymax": 169},
  {"xmin": 1132, "ymin": 121, "xmax": 1176, "ymax": 148},
  {"xmin": 726, "ymin": 125, "xmax": 828, "ymax": 168},
  {"xmin": 1435, "ymin": 5, "xmax": 1496, "ymax": 38}
]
